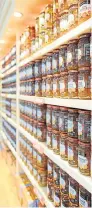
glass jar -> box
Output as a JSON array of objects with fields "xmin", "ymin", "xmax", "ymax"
[
  {"xmin": 46, "ymin": 54, "xmax": 52, "ymax": 75},
  {"xmin": 67, "ymin": 39, "xmax": 78, "ymax": 70},
  {"xmin": 45, "ymin": 4, "xmax": 53, "ymax": 29},
  {"xmin": 60, "ymin": 169, "xmax": 69, "ymax": 198},
  {"xmin": 59, "ymin": 107, "xmax": 68, "ymax": 133},
  {"xmin": 34, "ymin": 60, "xmax": 42, "ymax": 78},
  {"xmin": 54, "ymin": 186, "xmax": 61, "ymax": 207},
  {"xmin": 37, "ymin": 122, "xmax": 46, "ymax": 142},
  {"xmin": 33, "ymin": 148, "xmax": 37, "ymax": 164},
  {"xmin": 27, "ymin": 141, "xmax": 33, "ymax": 160},
  {"xmin": 79, "ymin": 185, "xmax": 91, "ymax": 208},
  {"xmin": 78, "ymin": 110, "xmax": 91, "ymax": 143},
  {"xmin": 38, "ymin": 169, "xmax": 47, "ymax": 187},
  {"xmin": 53, "ymin": 0, "xmax": 59, "ymax": 22},
  {"xmin": 35, "ymin": 36, "xmax": 39, "ymax": 51},
  {"xmin": 42, "ymin": 57, "xmax": 46, "ymax": 77},
  {"xmin": 39, "ymin": 11, "xmax": 45, "ymax": 33},
  {"xmin": 42, "ymin": 76, "xmax": 46, "ymax": 97},
  {"xmin": 59, "ymin": 72, "xmax": 68, "ymax": 98},
  {"xmin": 31, "ymin": 38, "xmax": 35, "ymax": 54},
  {"xmin": 32, "ymin": 103, "xmax": 37, "ymax": 120},
  {"xmin": 37, "ymin": 152, "xmax": 47, "ymax": 169},
  {"xmin": 68, "ymin": 71, "xmax": 78, "ymax": 98},
  {"xmin": 53, "ymin": 74, "xmax": 60, "ymax": 97},
  {"xmin": 46, "ymin": 105, "xmax": 52, "ymax": 128},
  {"xmin": 68, "ymin": 108, "xmax": 78, "ymax": 138},
  {"xmin": 45, "ymin": 28, "xmax": 53, "ymax": 45},
  {"xmin": 29, "ymin": 119, "xmax": 33, "ymax": 135},
  {"xmin": 35, "ymin": 17, "xmax": 39, "ymax": 37},
  {"xmin": 46, "ymin": 75, "xmax": 53, "ymax": 97},
  {"xmin": 78, "ymin": 141, "xmax": 91, "ymax": 176},
  {"xmin": 53, "ymin": 19, "xmax": 60, "ymax": 40},
  {"xmin": 78, "ymin": 69, "xmax": 91, "ymax": 99},
  {"xmin": 35, "ymin": 78, "xmax": 42, "ymax": 97},
  {"xmin": 78, "ymin": 0, "xmax": 91, "ymax": 23},
  {"xmin": 47, "ymin": 159, "xmax": 53, "ymax": 181},
  {"xmin": 39, "ymin": 32, "xmax": 45, "ymax": 48},
  {"xmin": 52, "ymin": 106, "xmax": 60, "ymax": 130},
  {"xmin": 52, "ymin": 50, "xmax": 59, "ymax": 74},
  {"xmin": 78, "ymin": 33, "xmax": 91, "ymax": 69},
  {"xmin": 47, "ymin": 180, "xmax": 54, "ymax": 201},
  {"xmin": 68, "ymin": 4, "xmax": 78, "ymax": 29},
  {"xmin": 60, "ymin": 133, "xmax": 68, "ymax": 160},
  {"xmin": 69, "ymin": 177, "xmax": 79, "ymax": 207},
  {"xmin": 52, "ymin": 130, "xmax": 60, "ymax": 155},
  {"xmin": 33, "ymin": 165, "xmax": 38, "ymax": 180},
  {"xmin": 46, "ymin": 127, "xmax": 52, "ymax": 149},
  {"xmin": 37, "ymin": 104, "xmax": 46, "ymax": 123},
  {"xmin": 53, "ymin": 164, "xmax": 60, "ymax": 186},
  {"xmin": 26, "ymin": 62, "xmax": 34, "ymax": 79},
  {"xmin": 68, "ymin": 137, "xmax": 78, "ymax": 167},
  {"xmin": 59, "ymin": 45, "xmax": 67, "ymax": 73},
  {"xmin": 60, "ymin": 10, "xmax": 68, "ymax": 34},
  {"xmin": 33, "ymin": 120, "xmax": 37, "ymax": 138}
]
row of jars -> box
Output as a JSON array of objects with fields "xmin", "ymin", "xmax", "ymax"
[
  {"xmin": 3, "ymin": 119, "xmax": 16, "ymax": 147},
  {"xmin": 47, "ymin": 159, "xmax": 91, "ymax": 207},
  {"xmin": 2, "ymin": 83, "xmax": 16, "ymax": 94}
]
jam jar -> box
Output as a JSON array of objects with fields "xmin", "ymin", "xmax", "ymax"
[
  {"xmin": 33, "ymin": 148, "xmax": 37, "ymax": 164},
  {"xmin": 39, "ymin": 32, "xmax": 45, "ymax": 48},
  {"xmin": 27, "ymin": 141, "xmax": 33, "ymax": 160},
  {"xmin": 34, "ymin": 60, "xmax": 42, "ymax": 78},
  {"xmin": 39, "ymin": 11, "xmax": 45, "ymax": 33},
  {"xmin": 42, "ymin": 57, "xmax": 46, "ymax": 77},
  {"xmin": 78, "ymin": 141, "xmax": 91, "ymax": 176},
  {"xmin": 46, "ymin": 127, "xmax": 52, "ymax": 149},
  {"xmin": 42, "ymin": 76, "xmax": 46, "ymax": 97},
  {"xmin": 46, "ymin": 53, "xmax": 52, "ymax": 75},
  {"xmin": 54, "ymin": 186, "xmax": 61, "ymax": 207},
  {"xmin": 52, "ymin": 130, "xmax": 60, "ymax": 155},
  {"xmin": 78, "ymin": 110, "xmax": 91, "ymax": 143},
  {"xmin": 52, "ymin": 50, "xmax": 59, "ymax": 74},
  {"xmin": 53, "ymin": 164, "xmax": 60, "ymax": 186},
  {"xmin": 60, "ymin": 10, "xmax": 68, "ymax": 34},
  {"xmin": 79, "ymin": 0, "xmax": 91, "ymax": 23},
  {"xmin": 45, "ymin": 4, "xmax": 53, "ymax": 29},
  {"xmin": 28, "ymin": 78, "xmax": 35, "ymax": 96},
  {"xmin": 45, "ymin": 28, "xmax": 53, "ymax": 45},
  {"xmin": 32, "ymin": 103, "xmax": 37, "ymax": 120},
  {"xmin": 69, "ymin": 177, "xmax": 79, "ymax": 207},
  {"xmin": 79, "ymin": 185, "xmax": 91, "ymax": 208},
  {"xmin": 60, "ymin": 72, "xmax": 68, "ymax": 98},
  {"xmin": 35, "ymin": 17, "xmax": 39, "ymax": 37},
  {"xmin": 78, "ymin": 69, "xmax": 91, "ymax": 99},
  {"xmin": 46, "ymin": 105, "xmax": 52, "ymax": 128},
  {"xmin": 53, "ymin": 0, "xmax": 59, "ymax": 22},
  {"xmin": 68, "ymin": 71, "xmax": 78, "ymax": 98},
  {"xmin": 38, "ymin": 169, "xmax": 47, "ymax": 187},
  {"xmin": 37, "ymin": 122, "xmax": 46, "ymax": 142},
  {"xmin": 47, "ymin": 159, "xmax": 53, "ymax": 181},
  {"xmin": 68, "ymin": 4, "xmax": 78, "ymax": 29},
  {"xmin": 60, "ymin": 169, "xmax": 69, "ymax": 198},
  {"xmin": 59, "ymin": 45, "xmax": 67, "ymax": 73},
  {"xmin": 31, "ymin": 38, "xmax": 36, "ymax": 54},
  {"xmin": 60, "ymin": 133, "xmax": 68, "ymax": 160},
  {"xmin": 33, "ymin": 120, "xmax": 37, "ymax": 138},
  {"xmin": 68, "ymin": 137, "xmax": 78, "ymax": 167},
  {"xmin": 35, "ymin": 77, "xmax": 42, "ymax": 97},
  {"xmin": 78, "ymin": 33, "xmax": 91, "ymax": 69},
  {"xmin": 53, "ymin": 19, "xmax": 60, "ymax": 40},
  {"xmin": 67, "ymin": 39, "xmax": 78, "ymax": 70},
  {"xmin": 47, "ymin": 180, "xmax": 54, "ymax": 201},
  {"xmin": 59, "ymin": 107, "xmax": 68, "ymax": 133},
  {"xmin": 35, "ymin": 36, "xmax": 39, "ymax": 51},
  {"xmin": 33, "ymin": 165, "xmax": 38, "ymax": 180},
  {"xmin": 37, "ymin": 152, "xmax": 47, "ymax": 169},
  {"xmin": 46, "ymin": 75, "xmax": 53, "ymax": 97},
  {"xmin": 53, "ymin": 74, "xmax": 60, "ymax": 97},
  {"xmin": 68, "ymin": 108, "xmax": 78, "ymax": 138},
  {"xmin": 37, "ymin": 104, "xmax": 46, "ymax": 123},
  {"xmin": 52, "ymin": 106, "xmax": 60, "ymax": 130}
]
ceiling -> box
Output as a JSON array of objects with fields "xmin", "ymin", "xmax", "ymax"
[{"xmin": 0, "ymin": 0, "xmax": 52, "ymax": 59}]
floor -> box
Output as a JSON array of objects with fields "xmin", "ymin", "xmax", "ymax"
[{"xmin": 0, "ymin": 150, "xmax": 20, "ymax": 207}]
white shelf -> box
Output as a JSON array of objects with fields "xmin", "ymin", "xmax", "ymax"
[
  {"xmin": 1, "ymin": 93, "xmax": 16, "ymax": 99},
  {"xmin": 19, "ymin": 95, "xmax": 92, "ymax": 110},
  {"xmin": 19, "ymin": 18, "xmax": 92, "ymax": 67},
  {"xmin": 1, "ymin": 131, "xmax": 54, "ymax": 208},
  {"xmin": 1, "ymin": 112, "xmax": 17, "ymax": 128},
  {"xmin": 2, "ymin": 65, "xmax": 16, "ymax": 77}
]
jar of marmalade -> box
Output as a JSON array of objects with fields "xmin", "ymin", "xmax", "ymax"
[
  {"xmin": 46, "ymin": 127, "xmax": 52, "ymax": 149},
  {"xmin": 68, "ymin": 137, "xmax": 78, "ymax": 167},
  {"xmin": 60, "ymin": 133, "xmax": 68, "ymax": 160},
  {"xmin": 60, "ymin": 10, "xmax": 68, "ymax": 34},
  {"xmin": 46, "ymin": 105, "xmax": 52, "ymax": 128},
  {"xmin": 33, "ymin": 120, "xmax": 37, "ymax": 138},
  {"xmin": 79, "ymin": 185, "xmax": 91, "ymax": 208},
  {"xmin": 78, "ymin": 110, "xmax": 91, "ymax": 143},
  {"xmin": 52, "ymin": 130, "xmax": 60, "ymax": 155},
  {"xmin": 37, "ymin": 122, "xmax": 46, "ymax": 142},
  {"xmin": 38, "ymin": 169, "xmax": 47, "ymax": 187},
  {"xmin": 53, "ymin": 19, "xmax": 60, "ymax": 40},
  {"xmin": 59, "ymin": 107, "xmax": 68, "ymax": 133},
  {"xmin": 60, "ymin": 72, "xmax": 68, "ymax": 98},
  {"xmin": 59, "ymin": 45, "xmax": 67, "ymax": 73},
  {"xmin": 37, "ymin": 104, "xmax": 46, "ymax": 123},
  {"xmin": 47, "ymin": 180, "xmax": 54, "ymax": 201},
  {"xmin": 33, "ymin": 148, "xmax": 37, "ymax": 164},
  {"xmin": 35, "ymin": 78, "xmax": 42, "ymax": 97},
  {"xmin": 78, "ymin": 141, "xmax": 91, "ymax": 176},
  {"xmin": 45, "ymin": 4, "xmax": 53, "ymax": 29},
  {"xmin": 60, "ymin": 169, "xmax": 69, "ymax": 198},
  {"xmin": 52, "ymin": 50, "xmax": 59, "ymax": 74},
  {"xmin": 69, "ymin": 177, "xmax": 79, "ymax": 207},
  {"xmin": 68, "ymin": 108, "xmax": 78, "ymax": 138},
  {"xmin": 42, "ymin": 57, "xmax": 46, "ymax": 77},
  {"xmin": 28, "ymin": 78, "xmax": 35, "ymax": 96},
  {"xmin": 46, "ymin": 53, "xmax": 52, "ymax": 75},
  {"xmin": 78, "ymin": 69, "xmax": 91, "ymax": 99},
  {"xmin": 46, "ymin": 75, "xmax": 53, "ymax": 97},
  {"xmin": 53, "ymin": 164, "xmax": 60, "ymax": 186},
  {"xmin": 79, "ymin": 0, "xmax": 91, "ymax": 23},
  {"xmin": 68, "ymin": 71, "xmax": 78, "ymax": 98},
  {"xmin": 78, "ymin": 33, "xmax": 91, "ymax": 69},
  {"xmin": 67, "ymin": 39, "xmax": 78, "ymax": 71},
  {"xmin": 37, "ymin": 153, "xmax": 47, "ymax": 169},
  {"xmin": 32, "ymin": 103, "xmax": 37, "ymax": 120},
  {"xmin": 68, "ymin": 4, "xmax": 78, "ymax": 29},
  {"xmin": 42, "ymin": 76, "xmax": 46, "ymax": 97},
  {"xmin": 54, "ymin": 186, "xmax": 61, "ymax": 207},
  {"xmin": 34, "ymin": 60, "xmax": 42, "ymax": 78},
  {"xmin": 53, "ymin": 74, "xmax": 60, "ymax": 97},
  {"xmin": 47, "ymin": 159, "xmax": 53, "ymax": 181},
  {"xmin": 52, "ymin": 106, "xmax": 60, "ymax": 130}
]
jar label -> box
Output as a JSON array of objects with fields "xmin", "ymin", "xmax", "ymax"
[
  {"xmin": 78, "ymin": 49, "xmax": 82, "ymax": 60},
  {"xmin": 42, "ymin": 83, "xmax": 45, "ymax": 92},
  {"xmin": 68, "ymin": 119, "xmax": 73, "ymax": 132},
  {"xmin": 68, "ymin": 14, "xmax": 75, "ymax": 26},
  {"xmin": 68, "ymin": 81, "xmax": 76, "ymax": 92},
  {"xmin": 46, "ymin": 112, "xmax": 51, "ymax": 123},
  {"xmin": 52, "ymin": 59, "xmax": 57, "ymax": 69},
  {"xmin": 53, "ymin": 137, "xmax": 57, "ymax": 148},
  {"xmin": 46, "ymin": 83, "xmax": 50, "ymax": 91},
  {"xmin": 35, "ymin": 84, "xmax": 39, "ymax": 92},
  {"xmin": 78, "ymin": 122, "xmax": 82, "ymax": 136},
  {"xmin": 60, "ymin": 143, "xmax": 65, "ymax": 155},
  {"xmin": 37, "ymin": 109, "xmax": 42, "ymax": 119},
  {"xmin": 60, "ymin": 81, "xmax": 65, "ymax": 92},
  {"xmin": 47, "ymin": 61, "xmax": 51, "ymax": 71},
  {"xmin": 60, "ymin": 177, "xmax": 65, "ymax": 189},
  {"xmin": 53, "ymin": 83, "xmax": 57, "ymax": 92},
  {"xmin": 40, "ymin": 17, "xmax": 44, "ymax": 26},
  {"xmin": 33, "ymin": 151, "xmax": 36, "ymax": 158},
  {"xmin": 59, "ymin": 56, "xmax": 64, "ymax": 67},
  {"xmin": 59, "ymin": 117, "xmax": 63, "ymax": 128},
  {"xmin": 78, "ymin": 155, "xmax": 88, "ymax": 169},
  {"xmin": 37, "ymin": 155, "xmax": 41, "ymax": 163},
  {"xmin": 69, "ymin": 186, "xmax": 76, "ymax": 199},
  {"xmin": 79, "ymin": 4, "xmax": 91, "ymax": 17},
  {"xmin": 48, "ymin": 164, "xmax": 52, "ymax": 172},
  {"xmin": 78, "ymin": 79, "xmax": 85, "ymax": 91},
  {"xmin": 67, "ymin": 52, "xmax": 72, "ymax": 63},
  {"xmin": 79, "ymin": 196, "xmax": 88, "ymax": 208},
  {"xmin": 52, "ymin": 115, "xmax": 56, "ymax": 125},
  {"xmin": 68, "ymin": 146, "xmax": 74, "ymax": 160},
  {"xmin": 60, "ymin": 19, "xmax": 68, "ymax": 30}
]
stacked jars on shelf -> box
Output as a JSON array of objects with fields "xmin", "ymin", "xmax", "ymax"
[
  {"xmin": 2, "ymin": 72, "xmax": 16, "ymax": 94},
  {"xmin": 20, "ymin": 32, "xmax": 91, "ymax": 99},
  {"xmin": 2, "ymin": 98, "xmax": 16, "ymax": 121},
  {"xmin": 19, "ymin": 133, "xmax": 47, "ymax": 187}
]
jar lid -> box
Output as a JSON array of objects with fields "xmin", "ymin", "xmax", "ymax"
[
  {"xmin": 68, "ymin": 39, "xmax": 78, "ymax": 44},
  {"xmin": 68, "ymin": 108, "xmax": 78, "ymax": 113},
  {"xmin": 78, "ymin": 67, "xmax": 91, "ymax": 71},
  {"xmin": 60, "ymin": 106, "xmax": 68, "ymax": 111},
  {"xmin": 78, "ymin": 110, "xmax": 91, "ymax": 115},
  {"xmin": 47, "ymin": 75, "xmax": 53, "ymax": 78},
  {"xmin": 53, "ymin": 73, "xmax": 60, "ymax": 78},
  {"xmin": 79, "ymin": 141, "xmax": 91, "ymax": 147},
  {"xmin": 68, "ymin": 137, "xmax": 78, "ymax": 143},
  {"xmin": 53, "ymin": 129, "xmax": 59, "ymax": 134},
  {"xmin": 68, "ymin": 70, "xmax": 78, "ymax": 74},
  {"xmin": 52, "ymin": 105, "xmax": 60, "ymax": 110},
  {"xmin": 35, "ymin": 77, "xmax": 42, "ymax": 80}
]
